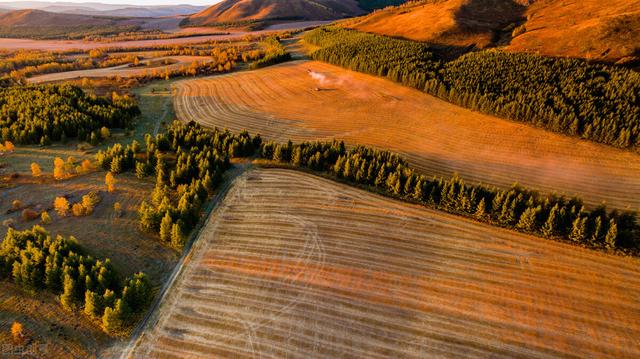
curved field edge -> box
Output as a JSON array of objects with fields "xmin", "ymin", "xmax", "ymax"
[
  {"xmin": 172, "ymin": 60, "xmax": 640, "ymax": 211},
  {"xmin": 130, "ymin": 168, "xmax": 640, "ymax": 358}
]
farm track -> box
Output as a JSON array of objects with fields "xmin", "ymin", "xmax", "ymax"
[
  {"xmin": 131, "ymin": 168, "xmax": 640, "ymax": 358},
  {"xmin": 174, "ymin": 60, "xmax": 640, "ymax": 211}
]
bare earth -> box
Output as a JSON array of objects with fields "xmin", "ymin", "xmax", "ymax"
[
  {"xmin": 173, "ymin": 60, "xmax": 640, "ymax": 210},
  {"xmin": 28, "ymin": 56, "xmax": 214, "ymax": 84},
  {"xmin": 130, "ymin": 168, "xmax": 640, "ymax": 358}
]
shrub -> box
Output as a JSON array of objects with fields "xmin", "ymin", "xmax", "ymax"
[
  {"xmin": 11, "ymin": 200, "xmax": 22, "ymax": 210},
  {"xmin": 30, "ymin": 163, "xmax": 42, "ymax": 177},
  {"xmin": 21, "ymin": 209, "xmax": 39, "ymax": 221},
  {"xmin": 53, "ymin": 197, "xmax": 70, "ymax": 216},
  {"xmin": 11, "ymin": 321, "xmax": 24, "ymax": 344},
  {"xmin": 41, "ymin": 211, "xmax": 52, "ymax": 224}
]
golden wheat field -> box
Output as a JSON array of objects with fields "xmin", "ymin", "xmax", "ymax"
[
  {"xmin": 174, "ymin": 60, "xmax": 640, "ymax": 211},
  {"xmin": 130, "ymin": 168, "xmax": 640, "ymax": 358}
]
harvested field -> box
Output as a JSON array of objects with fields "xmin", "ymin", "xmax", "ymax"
[
  {"xmin": 28, "ymin": 56, "xmax": 214, "ymax": 84},
  {"xmin": 131, "ymin": 168, "xmax": 640, "ymax": 358},
  {"xmin": 173, "ymin": 60, "xmax": 640, "ymax": 210}
]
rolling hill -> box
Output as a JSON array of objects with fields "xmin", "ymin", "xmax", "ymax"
[
  {"xmin": 0, "ymin": 9, "xmax": 129, "ymax": 28},
  {"xmin": 0, "ymin": 1, "xmax": 206, "ymax": 17},
  {"xmin": 0, "ymin": 9, "xmax": 179, "ymax": 39},
  {"xmin": 184, "ymin": 0, "xmax": 408, "ymax": 27},
  {"xmin": 345, "ymin": 0, "xmax": 640, "ymax": 62},
  {"xmin": 185, "ymin": 0, "xmax": 364, "ymax": 26}
]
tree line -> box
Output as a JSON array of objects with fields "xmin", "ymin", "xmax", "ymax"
[
  {"xmin": 249, "ymin": 36, "xmax": 292, "ymax": 70},
  {"xmin": 304, "ymin": 27, "xmax": 640, "ymax": 149},
  {"xmin": 0, "ymin": 84, "xmax": 139, "ymax": 145},
  {"xmin": 97, "ymin": 121, "xmax": 261, "ymax": 249},
  {"xmin": 0, "ymin": 225, "xmax": 152, "ymax": 334},
  {"xmin": 258, "ymin": 140, "xmax": 639, "ymax": 252},
  {"xmin": 98, "ymin": 121, "xmax": 639, "ymax": 254}
]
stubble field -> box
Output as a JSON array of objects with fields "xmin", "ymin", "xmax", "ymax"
[
  {"xmin": 174, "ymin": 60, "xmax": 640, "ymax": 210},
  {"xmin": 130, "ymin": 168, "xmax": 640, "ymax": 358}
]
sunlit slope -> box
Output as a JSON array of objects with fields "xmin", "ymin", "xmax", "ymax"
[
  {"xmin": 185, "ymin": 0, "xmax": 363, "ymax": 26},
  {"xmin": 345, "ymin": 0, "xmax": 640, "ymax": 62}
]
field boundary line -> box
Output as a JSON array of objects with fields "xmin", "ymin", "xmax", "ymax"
[{"xmin": 118, "ymin": 163, "xmax": 251, "ymax": 358}]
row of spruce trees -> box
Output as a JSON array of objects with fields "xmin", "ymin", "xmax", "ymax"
[
  {"xmin": 258, "ymin": 140, "xmax": 639, "ymax": 250},
  {"xmin": 304, "ymin": 27, "xmax": 640, "ymax": 149},
  {"xmin": 0, "ymin": 84, "xmax": 140, "ymax": 145},
  {"xmin": 98, "ymin": 121, "xmax": 261, "ymax": 249},
  {"xmin": 0, "ymin": 226, "xmax": 152, "ymax": 334},
  {"xmin": 100, "ymin": 121, "xmax": 639, "ymax": 253}
]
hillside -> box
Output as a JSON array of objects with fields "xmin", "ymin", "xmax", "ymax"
[
  {"xmin": 345, "ymin": 0, "xmax": 526, "ymax": 50},
  {"xmin": 184, "ymin": 0, "xmax": 365, "ymax": 26},
  {"xmin": 0, "ymin": 2, "xmax": 206, "ymax": 17},
  {"xmin": 507, "ymin": 0, "xmax": 640, "ymax": 62},
  {"xmin": 0, "ymin": 9, "xmax": 178, "ymax": 39},
  {"xmin": 346, "ymin": 0, "xmax": 640, "ymax": 61},
  {"xmin": 0, "ymin": 9, "xmax": 120, "ymax": 27}
]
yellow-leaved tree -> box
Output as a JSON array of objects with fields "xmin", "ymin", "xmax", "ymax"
[
  {"xmin": 31, "ymin": 162, "xmax": 42, "ymax": 177},
  {"xmin": 54, "ymin": 197, "xmax": 70, "ymax": 216},
  {"xmin": 105, "ymin": 172, "xmax": 116, "ymax": 192}
]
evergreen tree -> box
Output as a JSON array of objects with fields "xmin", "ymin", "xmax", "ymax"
[
  {"xmin": 569, "ymin": 217, "xmax": 587, "ymax": 242},
  {"xmin": 474, "ymin": 198, "xmax": 486, "ymax": 219},
  {"xmin": 84, "ymin": 290, "xmax": 101, "ymax": 318},
  {"xmin": 171, "ymin": 222, "xmax": 184, "ymax": 249},
  {"xmin": 591, "ymin": 217, "xmax": 603, "ymax": 244},
  {"xmin": 516, "ymin": 206, "xmax": 539, "ymax": 232},
  {"xmin": 60, "ymin": 274, "xmax": 76, "ymax": 310},
  {"xmin": 542, "ymin": 204, "xmax": 559, "ymax": 237},
  {"xmin": 605, "ymin": 219, "xmax": 618, "ymax": 248},
  {"xmin": 159, "ymin": 212, "xmax": 173, "ymax": 242}
]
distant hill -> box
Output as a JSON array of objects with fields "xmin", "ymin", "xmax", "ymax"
[
  {"xmin": 0, "ymin": 1, "xmax": 206, "ymax": 18},
  {"xmin": 185, "ymin": 0, "xmax": 365, "ymax": 26},
  {"xmin": 345, "ymin": 0, "xmax": 640, "ymax": 62},
  {"xmin": 0, "ymin": 9, "xmax": 180, "ymax": 39},
  {"xmin": 0, "ymin": 9, "xmax": 121, "ymax": 27}
]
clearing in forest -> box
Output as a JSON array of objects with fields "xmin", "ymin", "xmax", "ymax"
[
  {"xmin": 174, "ymin": 60, "xmax": 640, "ymax": 210},
  {"xmin": 130, "ymin": 168, "xmax": 640, "ymax": 358}
]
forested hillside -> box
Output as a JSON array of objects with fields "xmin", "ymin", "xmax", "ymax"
[
  {"xmin": 0, "ymin": 85, "xmax": 139, "ymax": 145},
  {"xmin": 305, "ymin": 27, "xmax": 640, "ymax": 149}
]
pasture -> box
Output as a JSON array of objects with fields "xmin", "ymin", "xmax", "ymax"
[
  {"xmin": 173, "ymin": 60, "xmax": 640, "ymax": 210},
  {"xmin": 130, "ymin": 168, "xmax": 640, "ymax": 358}
]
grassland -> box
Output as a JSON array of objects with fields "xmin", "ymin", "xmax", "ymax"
[
  {"xmin": 130, "ymin": 168, "xmax": 640, "ymax": 358},
  {"xmin": 173, "ymin": 60, "xmax": 640, "ymax": 211},
  {"xmin": 0, "ymin": 282, "xmax": 111, "ymax": 358},
  {"xmin": 0, "ymin": 80, "xmax": 179, "ymax": 358},
  {"xmin": 345, "ymin": 0, "xmax": 640, "ymax": 62}
]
